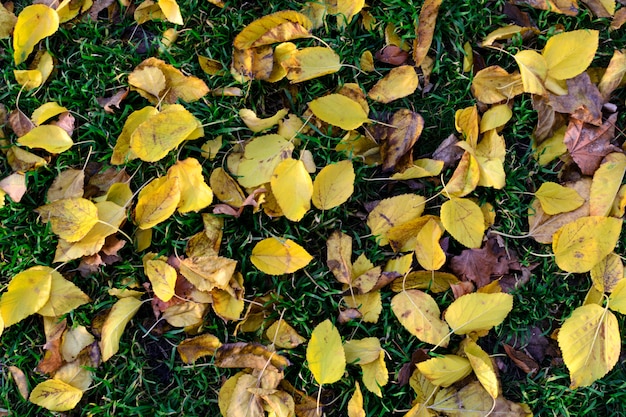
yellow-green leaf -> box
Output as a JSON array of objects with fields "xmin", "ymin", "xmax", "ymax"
[
  {"xmin": 13, "ymin": 4, "xmax": 59, "ymax": 65},
  {"xmin": 553, "ymin": 216, "xmax": 622, "ymax": 273},
  {"xmin": 558, "ymin": 304, "xmax": 620, "ymax": 388},
  {"xmin": 312, "ymin": 160, "xmax": 355, "ymax": 210},
  {"xmin": 417, "ymin": 355, "xmax": 472, "ymax": 387},
  {"xmin": 306, "ymin": 319, "xmax": 346, "ymax": 385},
  {"xmin": 29, "ymin": 379, "xmax": 83, "ymax": 412},
  {"xmin": 99, "ymin": 297, "xmax": 142, "ymax": 362},
  {"xmin": 444, "ymin": 292, "xmax": 513, "ymax": 334},
  {"xmin": 543, "ymin": 29, "xmax": 599, "ymax": 81},
  {"xmin": 17, "ymin": 125, "xmax": 73, "ymax": 154},
  {"xmin": 0, "ymin": 266, "xmax": 53, "ymax": 327},
  {"xmin": 609, "ymin": 279, "xmax": 626, "ymax": 314},
  {"xmin": 535, "ymin": 182, "xmax": 585, "ymax": 215},
  {"xmin": 391, "ymin": 290, "xmax": 450, "ymax": 346},
  {"xmin": 250, "ymin": 237, "xmax": 312, "ymax": 275},
  {"xmin": 271, "ymin": 158, "xmax": 313, "ymax": 221},
  {"xmin": 308, "ymin": 94, "xmax": 369, "ymax": 130},
  {"xmin": 440, "ymin": 197, "xmax": 485, "ymax": 249}
]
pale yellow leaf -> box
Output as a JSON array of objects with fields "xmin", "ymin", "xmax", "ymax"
[
  {"xmin": 464, "ymin": 339, "xmax": 499, "ymax": 399},
  {"xmin": 158, "ymin": 0, "xmax": 183, "ymax": 25},
  {"xmin": 361, "ymin": 350, "xmax": 388, "ymax": 397},
  {"xmin": 37, "ymin": 271, "xmax": 90, "ymax": 317},
  {"xmin": 553, "ymin": 216, "xmax": 622, "ymax": 273},
  {"xmin": 36, "ymin": 198, "xmax": 99, "ymax": 242},
  {"xmin": 308, "ymin": 94, "xmax": 369, "ymax": 130},
  {"xmin": 283, "ymin": 46, "xmax": 341, "ymax": 83},
  {"xmin": 343, "ymin": 291, "xmax": 382, "ymax": 323},
  {"xmin": 265, "ymin": 320, "xmax": 306, "ymax": 349},
  {"xmin": 444, "ymin": 151, "xmax": 480, "ymax": 197},
  {"xmin": 13, "ymin": 4, "xmax": 59, "ymax": 65},
  {"xmin": 167, "ymin": 157, "xmax": 213, "ymax": 213},
  {"xmin": 99, "ymin": 297, "xmax": 142, "ymax": 362},
  {"xmin": 29, "ymin": 379, "xmax": 82, "ymax": 412},
  {"xmin": 134, "ymin": 176, "xmax": 181, "ymax": 229},
  {"xmin": 271, "ymin": 158, "xmax": 313, "ymax": 221},
  {"xmin": 514, "ymin": 50, "xmax": 547, "ymax": 95},
  {"xmin": 558, "ymin": 304, "xmax": 620, "ymax": 388},
  {"xmin": 61, "ymin": 325, "xmax": 94, "ymax": 362},
  {"xmin": 250, "ymin": 237, "xmax": 312, "ymax": 275},
  {"xmin": 240, "ymin": 108, "xmax": 288, "ymax": 132},
  {"xmin": 53, "ymin": 361, "xmax": 93, "ymax": 392},
  {"xmin": 0, "ymin": 172, "xmax": 27, "ymax": 202},
  {"xmin": 234, "ymin": 10, "xmax": 312, "ymax": 49},
  {"xmin": 0, "ymin": 266, "xmax": 53, "ymax": 327},
  {"xmin": 162, "ymin": 301, "xmax": 207, "ymax": 327},
  {"xmin": 608, "ymin": 279, "xmax": 626, "ymax": 314},
  {"xmin": 145, "ymin": 258, "xmax": 177, "ymax": 302},
  {"xmin": 128, "ymin": 66, "xmax": 166, "ymax": 98},
  {"xmin": 590, "ymin": 153, "xmax": 626, "ymax": 217},
  {"xmin": 326, "ymin": 230, "xmax": 352, "ymax": 285},
  {"xmin": 543, "ymin": 29, "xmax": 599, "ymax": 81},
  {"xmin": 367, "ymin": 65, "xmax": 419, "ymax": 103},
  {"xmin": 306, "ymin": 319, "xmax": 346, "ymax": 385},
  {"xmin": 391, "ymin": 290, "xmax": 450, "ymax": 346},
  {"xmin": 348, "ymin": 382, "xmax": 366, "ymax": 417},
  {"xmin": 366, "ymin": 193, "xmax": 426, "ymax": 246},
  {"xmin": 417, "ymin": 355, "xmax": 472, "ymax": 387},
  {"xmin": 535, "ymin": 182, "xmax": 585, "ymax": 215},
  {"xmin": 236, "ymin": 134, "xmax": 294, "ymax": 188},
  {"xmin": 312, "ymin": 160, "xmax": 355, "ymax": 210},
  {"xmin": 440, "ymin": 197, "xmax": 485, "ymax": 248},
  {"xmin": 344, "ymin": 337, "xmax": 382, "ymax": 365},
  {"xmin": 591, "ymin": 252, "xmax": 624, "ymax": 293},
  {"xmin": 471, "ymin": 65, "xmax": 524, "ymax": 104},
  {"xmin": 212, "ymin": 288, "xmax": 244, "ymax": 321},
  {"xmin": 179, "ymin": 255, "xmax": 236, "ymax": 292},
  {"xmin": 0, "ymin": 3, "xmax": 17, "ymax": 39},
  {"xmin": 444, "ymin": 292, "xmax": 513, "ymax": 334},
  {"xmin": 18, "ymin": 125, "xmax": 73, "ymax": 154}
]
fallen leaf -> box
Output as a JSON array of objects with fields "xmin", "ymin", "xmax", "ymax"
[
  {"xmin": 265, "ymin": 320, "xmax": 306, "ymax": 349},
  {"xmin": 36, "ymin": 198, "xmax": 99, "ymax": 242},
  {"xmin": 0, "ymin": 172, "xmax": 27, "ymax": 203},
  {"xmin": 8, "ymin": 366, "xmax": 29, "ymax": 400},
  {"xmin": 543, "ymin": 29, "xmax": 598, "ymax": 81},
  {"xmin": 134, "ymin": 176, "xmax": 181, "ymax": 229},
  {"xmin": 97, "ymin": 89, "xmax": 129, "ymax": 113},
  {"xmin": 250, "ymin": 237, "xmax": 312, "ymax": 275},
  {"xmin": 240, "ymin": 108, "xmax": 289, "ymax": 132},
  {"xmin": 233, "ymin": 10, "xmax": 312, "ymax": 49},
  {"xmin": 367, "ymin": 65, "xmax": 419, "ymax": 104},
  {"xmin": 589, "ymin": 153, "xmax": 626, "ymax": 217},
  {"xmin": 13, "ymin": 4, "xmax": 59, "ymax": 65},
  {"xmin": 591, "ymin": 253, "xmax": 623, "ymax": 293},
  {"xmin": 367, "ymin": 193, "xmax": 426, "ymax": 246},
  {"xmin": 0, "ymin": 266, "xmax": 53, "ymax": 327},
  {"xmin": 440, "ymin": 197, "xmax": 485, "ymax": 249},
  {"xmin": 167, "ymin": 157, "xmax": 213, "ymax": 214},
  {"xmin": 29, "ymin": 379, "xmax": 83, "ymax": 412},
  {"xmin": 271, "ymin": 158, "xmax": 313, "ymax": 221},
  {"xmin": 391, "ymin": 290, "xmax": 450, "ymax": 346},
  {"xmin": 17, "ymin": 125, "xmax": 73, "ymax": 154},
  {"xmin": 412, "ymin": 0, "xmax": 441, "ymax": 66},
  {"xmin": 312, "ymin": 160, "xmax": 355, "ymax": 210},
  {"xmin": 535, "ymin": 182, "xmax": 585, "ymax": 215},
  {"xmin": 308, "ymin": 94, "xmax": 370, "ymax": 130},
  {"xmin": 307, "ymin": 319, "xmax": 346, "ymax": 385},
  {"xmin": 381, "ymin": 109, "xmax": 424, "ymax": 172},
  {"xmin": 464, "ymin": 339, "xmax": 499, "ymax": 398},
  {"xmin": 283, "ymin": 46, "xmax": 341, "ymax": 83},
  {"xmin": 99, "ymin": 297, "xmax": 142, "ymax": 362},
  {"xmin": 177, "ymin": 333, "xmax": 222, "ymax": 363},
  {"xmin": 215, "ymin": 342, "xmax": 290, "ymax": 372},
  {"xmin": 236, "ymin": 134, "xmax": 294, "ymax": 188},
  {"xmin": 471, "ymin": 65, "xmax": 524, "ymax": 104},
  {"xmin": 348, "ymin": 382, "xmax": 365, "ymax": 417},
  {"xmin": 417, "ymin": 355, "xmax": 472, "ymax": 387},
  {"xmin": 444, "ymin": 292, "xmax": 513, "ymax": 334}
]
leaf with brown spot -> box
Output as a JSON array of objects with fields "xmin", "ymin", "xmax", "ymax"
[
  {"xmin": 548, "ymin": 73, "xmax": 604, "ymax": 126},
  {"xmin": 233, "ymin": 10, "xmax": 312, "ymax": 50},
  {"xmin": 177, "ymin": 333, "xmax": 222, "ymax": 364},
  {"xmin": 215, "ymin": 342, "xmax": 290, "ymax": 372}
]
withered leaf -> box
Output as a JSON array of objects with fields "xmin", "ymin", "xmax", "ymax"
[
  {"xmin": 214, "ymin": 342, "xmax": 290, "ymax": 372},
  {"xmin": 548, "ymin": 73, "xmax": 603, "ymax": 126},
  {"xmin": 503, "ymin": 343, "xmax": 539, "ymax": 374},
  {"xmin": 374, "ymin": 45, "xmax": 408, "ymax": 66},
  {"xmin": 450, "ymin": 236, "xmax": 517, "ymax": 288},
  {"xmin": 9, "ymin": 108, "xmax": 35, "ymax": 137},
  {"xmin": 177, "ymin": 333, "xmax": 222, "ymax": 364},
  {"xmin": 97, "ymin": 89, "xmax": 129, "ymax": 113},
  {"xmin": 510, "ymin": 0, "xmax": 578, "ymax": 16},
  {"xmin": 381, "ymin": 109, "xmax": 424, "ymax": 172},
  {"xmin": 564, "ymin": 112, "xmax": 620, "ymax": 175},
  {"xmin": 412, "ymin": 0, "xmax": 441, "ymax": 66}
]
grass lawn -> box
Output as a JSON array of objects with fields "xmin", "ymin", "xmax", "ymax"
[{"xmin": 2, "ymin": 0, "xmax": 626, "ymax": 416}]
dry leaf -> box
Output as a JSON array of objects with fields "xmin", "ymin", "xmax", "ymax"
[
  {"xmin": 412, "ymin": 0, "xmax": 441, "ymax": 66},
  {"xmin": 367, "ymin": 66, "xmax": 418, "ymax": 104}
]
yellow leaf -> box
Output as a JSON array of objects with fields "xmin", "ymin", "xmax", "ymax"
[
  {"xmin": 444, "ymin": 151, "xmax": 480, "ymax": 197},
  {"xmin": 473, "ymin": 130, "xmax": 506, "ymax": 188},
  {"xmin": 129, "ymin": 104, "xmax": 202, "ymax": 162},
  {"xmin": 53, "ymin": 361, "xmax": 93, "ymax": 392},
  {"xmin": 131, "ymin": 57, "xmax": 209, "ymax": 103},
  {"xmin": 144, "ymin": 258, "xmax": 177, "ymax": 302},
  {"xmin": 608, "ymin": 279, "xmax": 626, "ymax": 314},
  {"xmin": 312, "ymin": 160, "xmax": 355, "ymax": 210},
  {"xmin": 14, "ymin": 69, "xmax": 43, "ymax": 90},
  {"xmin": 535, "ymin": 182, "xmax": 585, "ymax": 215},
  {"xmin": 444, "ymin": 292, "xmax": 513, "ymax": 334},
  {"xmin": 481, "ymin": 24, "xmax": 532, "ymax": 47},
  {"xmin": 344, "ymin": 337, "xmax": 382, "ymax": 364},
  {"xmin": 360, "ymin": 50, "xmax": 374, "ymax": 72},
  {"xmin": 212, "ymin": 288, "xmax": 244, "ymax": 321},
  {"xmin": 31, "ymin": 102, "xmax": 68, "ymax": 126},
  {"xmin": 36, "ymin": 271, "xmax": 90, "ymax": 317},
  {"xmin": 326, "ymin": 230, "xmax": 353, "ymax": 285},
  {"xmin": 590, "ymin": 153, "xmax": 626, "ymax": 216},
  {"xmin": 60, "ymin": 325, "xmax": 94, "ymax": 362},
  {"xmin": 224, "ymin": 374, "xmax": 264, "ymax": 417},
  {"xmin": 0, "ymin": 266, "xmax": 53, "ymax": 327},
  {"xmin": 177, "ymin": 333, "xmax": 222, "ymax": 364},
  {"xmin": 265, "ymin": 320, "xmax": 306, "ymax": 349},
  {"xmin": 308, "ymin": 94, "xmax": 370, "ymax": 130},
  {"xmin": 100, "ymin": 297, "xmax": 142, "ymax": 362},
  {"xmin": 429, "ymin": 381, "xmax": 530, "ymax": 416},
  {"xmin": 553, "ymin": 216, "xmax": 622, "ymax": 273},
  {"xmin": 417, "ymin": 355, "xmax": 472, "ymax": 387},
  {"xmin": 391, "ymin": 290, "xmax": 450, "ymax": 346},
  {"xmin": 158, "ymin": 0, "xmax": 183, "ymax": 25},
  {"xmin": 440, "ymin": 197, "xmax": 485, "ymax": 248},
  {"xmin": 268, "ymin": 41, "xmax": 297, "ymax": 82},
  {"xmin": 167, "ymin": 157, "xmax": 213, "ymax": 213},
  {"xmin": 250, "ymin": 237, "xmax": 312, "ymax": 275},
  {"xmin": 367, "ymin": 65, "xmax": 419, "ymax": 103},
  {"xmin": 480, "ymin": 104, "xmax": 512, "ymax": 133},
  {"xmin": 271, "ymin": 158, "xmax": 313, "ymax": 221},
  {"xmin": 111, "ymin": 106, "xmax": 159, "ymax": 165},
  {"xmin": 18, "ymin": 125, "xmax": 73, "ymax": 154},
  {"xmin": 558, "ymin": 304, "xmax": 620, "ymax": 388},
  {"xmin": 0, "ymin": 3, "xmax": 17, "ymax": 39},
  {"xmin": 391, "ymin": 158, "xmax": 444, "ymax": 180},
  {"xmin": 348, "ymin": 382, "xmax": 366, "ymax": 417},
  {"xmin": 236, "ymin": 134, "xmax": 294, "ymax": 188},
  {"xmin": 13, "ymin": 4, "xmax": 59, "ymax": 65},
  {"xmin": 233, "ymin": 10, "xmax": 312, "ymax": 49},
  {"xmin": 543, "ymin": 30, "xmax": 599, "ymax": 81},
  {"xmin": 343, "ymin": 291, "xmax": 382, "ymax": 323},
  {"xmin": 367, "ymin": 193, "xmax": 426, "ymax": 246},
  {"xmin": 283, "ymin": 46, "xmax": 342, "ymax": 83},
  {"xmin": 464, "ymin": 339, "xmax": 499, "ymax": 399},
  {"xmin": 471, "ymin": 65, "xmax": 524, "ymax": 104},
  {"xmin": 592, "ymin": 253, "xmax": 624, "ymax": 293},
  {"xmin": 360, "ymin": 350, "xmax": 388, "ymax": 397},
  {"xmin": 29, "ymin": 379, "xmax": 82, "ymax": 412},
  {"xmin": 134, "ymin": 176, "xmax": 181, "ymax": 229},
  {"xmin": 128, "ymin": 66, "xmax": 166, "ymax": 98},
  {"xmin": 414, "ymin": 216, "xmax": 445, "ymax": 271},
  {"xmin": 0, "ymin": 313, "xmax": 3, "ymax": 338},
  {"xmin": 306, "ymin": 319, "xmax": 346, "ymax": 385},
  {"xmin": 179, "ymin": 255, "xmax": 236, "ymax": 292},
  {"xmin": 514, "ymin": 50, "xmax": 547, "ymax": 95},
  {"xmin": 240, "ymin": 108, "xmax": 288, "ymax": 132},
  {"xmin": 391, "ymin": 270, "xmax": 460, "ymax": 293},
  {"xmin": 198, "ymin": 55, "xmax": 223, "ymax": 75},
  {"xmin": 163, "ymin": 301, "xmax": 207, "ymax": 327},
  {"xmin": 35, "ymin": 198, "xmax": 99, "ymax": 242},
  {"xmin": 209, "ymin": 167, "xmax": 246, "ymax": 208}
]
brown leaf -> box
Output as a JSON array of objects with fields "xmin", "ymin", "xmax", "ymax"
[
  {"xmin": 510, "ymin": 0, "xmax": 578, "ymax": 16},
  {"xmin": 97, "ymin": 89, "xmax": 129, "ymax": 113},
  {"xmin": 564, "ymin": 112, "xmax": 620, "ymax": 175},
  {"xmin": 177, "ymin": 333, "xmax": 222, "ymax": 363},
  {"xmin": 532, "ymin": 95, "xmax": 567, "ymax": 143},
  {"xmin": 231, "ymin": 46, "xmax": 273, "ymax": 82},
  {"xmin": 450, "ymin": 281, "xmax": 475, "ymax": 298},
  {"xmin": 215, "ymin": 342, "xmax": 290, "ymax": 372},
  {"xmin": 381, "ymin": 109, "xmax": 424, "ymax": 172},
  {"xmin": 548, "ymin": 73, "xmax": 604, "ymax": 126},
  {"xmin": 9, "ymin": 108, "xmax": 34, "ymax": 137},
  {"xmin": 77, "ymin": 254, "xmax": 105, "ymax": 277},
  {"xmin": 450, "ymin": 236, "xmax": 514, "ymax": 288},
  {"xmin": 280, "ymin": 380, "xmax": 322, "ymax": 417},
  {"xmin": 580, "ymin": 0, "xmax": 612, "ymax": 17},
  {"xmin": 8, "ymin": 366, "xmax": 29, "ymax": 400},
  {"xmin": 51, "ymin": 112, "xmax": 75, "ymax": 137},
  {"xmin": 432, "ymin": 133, "xmax": 464, "ymax": 168},
  {"xmin": 47, "ymin": 169, "xmax": 84, "ymax": 202},
  {"xmin": 85, "ymin": 167, "xmax": 130, "ymax": 199},
  {"xmin": 36, "ymin": 317, "xmax": 67, "ymax": 375},
  {"xmin": 338, "ymin": 308, "xmax": 363, "ymax": 324},
  {"xmin": 89, "ymin": 0, "xmax": 117, "ymax": 19},
  {"xmin": 503, "ymin": 343, "xmax": 539, "ymax": 374},
  {"xmin": 374, "ymin": 45, "xmax": 408, "ymax": 66},
  {"xmin": 412, "ymin": 0, "xmax": 442, "ymax": 66},
  {"xmin": 610, "ymin": 8, "xmax": 626, "ymax": 30},
  {"xmin": 503, "ymin": 2, "xmax": 535, "ymax": 27}
]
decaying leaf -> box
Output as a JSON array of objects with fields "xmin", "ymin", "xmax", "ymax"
[
  {"xmin": 177, "ymin": 333, "xmax": 222, "ymax": 364},
  {"xmin": 412, "ymin": 0, "xmax": 442, "ymax": 66}
]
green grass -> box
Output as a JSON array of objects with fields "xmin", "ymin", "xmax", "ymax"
[{"xmin": 2, "ymin": 0, "xmax": 626, "ymax": 416}]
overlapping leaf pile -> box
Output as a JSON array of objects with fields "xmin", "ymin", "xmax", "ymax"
[{"xmin": 1, "ymin": 0, "xmax": 626, "ymax": 415}]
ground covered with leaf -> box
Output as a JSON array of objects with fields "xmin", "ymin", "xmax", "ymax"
[{"xmin": 2, "ymin": 0, "xmax": 626, "ymax": 416}]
